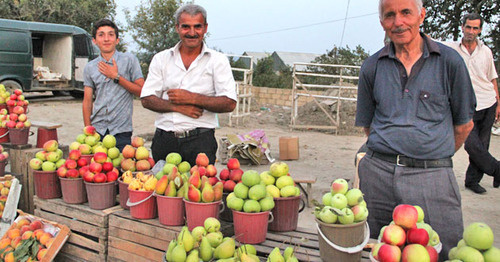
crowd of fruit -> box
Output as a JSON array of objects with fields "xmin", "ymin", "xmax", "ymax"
[
  {"xmin": 0, "ymin": 145, "xmax": 9, "ymax": 162},
  {"xmin": 448, "ymin": 222, "xmax": 500, "ymax": 262},
  {"xmin": 28, "ymin": 140, "xmax": 65, "ymax": 172},
  {"xmin": 164, "ymin": 216, "xmax": 300, "ymax": 262},
  {"xmin": 0, "ymin": 216, "xmax": 56, "ymax": 262},
  {"xmin": 0, "ymin": 175, "xmax": 13, "ymax": 219},
  {"xmin": 315, "ymin": 178, "xmax": 368, "ymax": 225}
]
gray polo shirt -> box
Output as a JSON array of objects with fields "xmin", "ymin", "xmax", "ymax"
[
  {"xmin": 355, "ymin": 34, "xmax": 475, "ymax": 159},
  {"xmin": 83, "ymin": 51, "xmax": 143, "ymax": 135}
]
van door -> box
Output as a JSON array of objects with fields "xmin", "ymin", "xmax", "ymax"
[
  {"xmin": 73, "ymin": 34, "xmax": 90, "ymax": 85},
  {"xmin": 0, "ymin": 30, "xmax": 32, "ymax": 91}
]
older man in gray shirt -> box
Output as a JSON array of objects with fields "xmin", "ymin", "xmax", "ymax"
[{"xmin": 83, "ymin": 19, "xmax": 144, "ymax": 150}]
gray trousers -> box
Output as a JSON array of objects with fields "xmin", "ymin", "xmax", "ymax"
[{"xmin": 359, "ymin": 155, "xmax": 463, "ymax": 262}]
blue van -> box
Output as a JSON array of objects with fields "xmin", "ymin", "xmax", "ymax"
[{"xmin": 0, "ymin": 19, "xmax": 98, "ymax": 97}]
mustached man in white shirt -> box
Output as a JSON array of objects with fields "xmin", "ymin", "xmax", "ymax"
[
  {"xmin": 445, "ymin": 13, "xmax": 499, "ymax": 193},
  {"xmin": 140, "ymin": 4, "xmax": 237, "ymax": 166}
]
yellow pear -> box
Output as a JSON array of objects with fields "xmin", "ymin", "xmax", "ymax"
[{"xmin": 214, "ymin": 238, "xmax": 235, "ymax": 259}]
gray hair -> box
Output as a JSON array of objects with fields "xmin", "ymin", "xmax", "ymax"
[
  {"xmin": 379, "ymin": 0, "xmax": 423, "ymax": 21},
  {"xmin": 174, "ymin": 4, "xmax": 207, "ymax": 24}
]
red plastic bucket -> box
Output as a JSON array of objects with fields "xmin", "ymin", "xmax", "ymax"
[
  {"xmin": 0, "ymin": 127, "xmax": 9, "ymax": 143},
  {"xmin": 84, "ymin": 181, "xmax": 117, "ymax": 210},
  {"xmin": 8, "ymin": 127, "xmax": 30, "ymax": 145},
  {"xmin": 60, "ymin": 177, "xmax": 87, "ymax": 204},
  {"xmin": 33, "ymin": 170, "xmax": 62, "ymax": 199},
  {"xmin": 127, "ymin": 189, "xmax": 157, "ymax": 219},
  {"xmin": 118, "ymin": 177, "xmax": 130, "ymax": 210},
  {"xmin": 156, "ymin": 194, "xmax": 184, "ymax": 226},
  {"xmin": 36, "ymin": 128, "xmax": 58, "ymax": 148},
  {"xmin": 268, "ymin": 195, "xmax": 305, "ymax": 232},
  {"xmin": 232, "ymin": 210, "xmax": 273, "ymax": 244},
  {"xmin": 184, "ymin": 199, "xmax": 223, "ymax": 231}
]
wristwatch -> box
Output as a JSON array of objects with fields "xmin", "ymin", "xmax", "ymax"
[{"xmin": 113, "ymin": 74, "xmax": 120, "ymax": 84}]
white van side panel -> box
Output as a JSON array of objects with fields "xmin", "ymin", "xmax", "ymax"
[
  {"xmin": 75, "ymin": 57, "xmax": 87, "ymax": 82},
  {"xmin": 42, "ymin": 35, "xmax": 72, "ymax": 79}
]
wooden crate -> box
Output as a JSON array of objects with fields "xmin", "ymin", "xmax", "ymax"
[
  {"xmin": 33, "ymin": 196, "xmax": 122, "ymax": 262},
  {"xmin": 107, "ymin": 210, "xmax": 182, "ymax": 262},
  {"xmin": 9, "ymin": 145, "xmax": 68, "ymax": 213}
]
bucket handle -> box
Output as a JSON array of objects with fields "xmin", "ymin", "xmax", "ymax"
[
  {"xmin": 126, "ymin": 191, "xmax": 155, "ymax": 207},
  {"xmin": 218, "ymin": 200, "xmax": 225, "ymax": 214},
  {"xmin": 29, "ymin": 131, "xmax": 35, "ymax": 136},
  {"xmin": 316, "ymin": 222, "xmax": 370, "ymax": 254},
  {"xmin": 0, "ymin": 131, "xmax": 8, "ymax": 138},
  {"xmin": 298, "ymin": 197, "xmax": 306, "ymax": 213},
  {"xmin": 268, "ymin": 211, "xmax": 274, "ymax": 223}
]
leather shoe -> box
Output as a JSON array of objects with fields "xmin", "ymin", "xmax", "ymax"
[
  {"xmin": 466, "ymin": 184, "xmax": 487, "ymax": 194},
  {"xmin": 494, "ymin": 180, "xmax": 500, "ymax": 188}
]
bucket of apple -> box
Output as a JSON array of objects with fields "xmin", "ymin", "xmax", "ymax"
[
  {"xmin": 83, "ymin": 152, "xmax": 119, "ymax": 210},
  {"xmin": 29, "ymin": 140, "xmax": 64, "ymax": 199}
]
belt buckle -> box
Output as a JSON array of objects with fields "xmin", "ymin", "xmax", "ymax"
[
  {"xmin": 396, "ymin": 155, "xmax": 406, "ymax": 167},
  {"xmin": 175, "ymin": 131, "xmax": 187, "ymax": 138}
]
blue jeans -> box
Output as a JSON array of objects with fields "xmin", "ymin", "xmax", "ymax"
[{"xmin": 464, "ymin": 102, "xmax": 499, "ymax": 186}]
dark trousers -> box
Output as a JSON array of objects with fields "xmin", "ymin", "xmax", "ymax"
[
  {"xmin": 359, "ymin": 155, "xmax": 463, "ymax": 261},
  {"xmin": 98, "ymin": 130, "xmax": 132, "ymax": 152},
  {"xmin": 151, "ymin": 128, "xmax": 218, "ymax": 167},
  {"xmin": 464, "ymin": 103, "xmax": 499, "ymax": 186}
]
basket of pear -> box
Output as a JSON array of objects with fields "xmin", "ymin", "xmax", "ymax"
[{"xmin": 126, "ymin": 172, "xmax": 157, "ymax": 219}]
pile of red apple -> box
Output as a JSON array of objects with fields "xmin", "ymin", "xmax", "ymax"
[
  {"xmin": 219, "ymin": 158, "xmax": 243, "ymax": 193},
  {"xmin": 371, "ymin": 204, "xmax": 440, "ymax": 262},
  {"xmin": 0, "ymin": 106, "xmax": 31, "ymax": 130},
  {"xmin": 79, "ymin": 152, "xmax": 119, "ymax": 183},
  {"xmin": 0, "ymin": 145, "xmax": 9, "ymax": 162},
  {"xmin": 4, "ymin": 89, "xmax": 29, "ymax": 110},
  {"xmin": 120, "ymin": 136, "xmax": 155, "ymax": 172}
]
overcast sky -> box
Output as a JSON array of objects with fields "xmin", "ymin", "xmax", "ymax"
[{"xmin": 116, "ymin": 0, "xmax": 386, "ymax": 56}]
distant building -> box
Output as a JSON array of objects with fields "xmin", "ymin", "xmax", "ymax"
[
  {"xmin": 241, "ymin": 51, "xmax": 271, "ymax": 69},
  {"xmin": 271, "ymin": 51, "xmax": 321, "ymax": 71}
]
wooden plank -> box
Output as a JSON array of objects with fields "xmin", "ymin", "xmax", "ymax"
[
  {"xmin": 30, "ymin": 120, "xmax": 63, "ymax": 129},
  {"xmin": 67, "ymin": 232, "xmax": 106, "ymax": 253},
  {"xmin": 34, "ymin": 209, "xmax": 107, "ymax": 238},
  {"xmin": 55, "ymin": 252, "xmax": 89, "ymax": 262},
  {"xmin": 59, "ymin": 243, "xmax": 106, "ymax": 262},
  {"xmin": 10, "ymin": 147, "xmax": 38, "ymax": 213},
  {"xmin": 265, "ymin": 233, "xmax": 319, "ymax": 250},
  {"xmin": 109, "ymin": 226, "xmax": 169, "ymax": 251},
  {"xmin": 108, "ymin": 247, "xmax": 157, "ymax": 262},
  {"xmin": 269, "ymin": 229, "xmax": 319, "ymax": 241},
  {"xmin": 34, "ymin": 196, "xmax": 114, "ymax": 227},
  {"xmin": 108, "ymin": 236, "xmax": 164, "ymax": 261}
]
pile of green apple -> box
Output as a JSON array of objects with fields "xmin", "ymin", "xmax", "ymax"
[
  {"xmin": 69, "ymin": 127, "xmax": 123, "ymax": 169},
  {"xmin": 165, "ymin": 217, "xmax": 254, "ymax": 261},
  {"xmin": 155, "ymin": 152, "xmax": 192, "ymax": 180},
  {"xmin": 371, "ymin": 204, "xmax": 441, "ymax": 262},
  {"xmin": 261, "ymin": 161, "xmax": 301, "ymax": 199},
  {"xmin": 29, "ymin": 140, "xmax": 65, "ymax": 172},
  {"xmin": 315, "ymin": 178, "xmax": 368, "ymax": 225},
  {"xmin": 120, "ymin": 136, "xmax": 155, "ymax": 172},
  {"xmin": 266, "ymin": 246, "xmax": 299, "ymax": 262},
  {"xmin": 447, "ymin": 222, "xmax": 499, "ymax": 262},
  {"xmin": 226, "ymin": 169, "xmax": 275, "ymax": 213}
]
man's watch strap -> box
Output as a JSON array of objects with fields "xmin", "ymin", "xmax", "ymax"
[{"xmin": 113, "ymin": 74, "xmax": 120, "ymax": 83}]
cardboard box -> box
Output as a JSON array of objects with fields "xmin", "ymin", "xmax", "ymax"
[{"xmin": 279, "ymin": 137, "xmax": 299, "ymax": 160}]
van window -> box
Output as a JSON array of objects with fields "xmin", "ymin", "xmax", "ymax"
[
  {"xmin": 74, "ymin": 35, "xmax": 89, "ymax": 57},
  {"xmin": 0, "ymin": 31, "xmax": 29, "ymax": 53},
  {"xmin": 32, "ymin": 36, "xmax": 43, "ymax": 57}
]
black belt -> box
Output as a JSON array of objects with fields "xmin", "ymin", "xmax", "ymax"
[
  {"xmin": 169, "ymin": 128, "xmax": 213, "ymax": 139},
  {"xmin": 366, "ymin": 150, "xmax": 453, "ymax": 168}
]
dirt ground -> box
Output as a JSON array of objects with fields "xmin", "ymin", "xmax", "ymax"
[{"xmin": 22, "ymin": 94, "xmax": 500, "ymax": 248}]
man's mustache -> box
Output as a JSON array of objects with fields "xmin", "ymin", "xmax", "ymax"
[
  {"xmin": 185, "ymin": 35, "xmax": 199, "ymax": 39},
  {"xmin": 393, "ymin": 27, "xmax": 408, "ymax": 34}
]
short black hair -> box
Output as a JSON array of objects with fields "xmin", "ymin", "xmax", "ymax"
[
  {"xmin": 462, "ymin": 13, "xmax": 483, "ymax": 28},
  {"xmin": 92, "ymin": 19, "xmax": 119, "ymax": 39}
]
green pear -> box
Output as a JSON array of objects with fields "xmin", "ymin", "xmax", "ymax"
[
  {"xmin": 267, "ymin": 247, "xmax": 284, "ymax": 262},
  {"xmin": 165, "ymin": 239, "xmax": 177, "ymax": 262},
  {"xmin": 186, "ymin": 249, "xmax": 199, "ymax": 262},
  {"xmin": 206, "ymin": 231, "xmax": 223, "ymax": 248},
  {"xmin": 214, "ymin": 238, "xmax": 236, "ymax": 259},
  {"xmin": 171, "ymin": 243, "xmax": 187, "ymax": 262},
  {"xmin": 191, "ymin": 226, "xmax": 207, "ymax": 243},
  {"xmin": 283, "ymin": 246, "xmax": 294, "ymax": 261},
  {"xmin": 216, "ymin": 258, "xmax": 237, "ymax": 262},
  {"xmin": 236, "ymin": 244, "xmax": 257, "ymax": 257},
  {"xmin": 177, "ymin": 183, "xmax": 188, "ymax": 198},
  {"xmin": 287, "ymin": 255, "xmax": 299, "ymax": 262},
  {"xmin": 240, "ymin": 253, "xmax": 260, "ymax": 262},
  {"xmin": 199, "ymin": 236, "xmax": 213, "ymax": 262},
  {"xmin": 181, "ymin": 229, "xmax": 195, "ymax": 252},
  {"xmin": 165, "ymin": 180, "xmax": 177, "ymax": 197}
]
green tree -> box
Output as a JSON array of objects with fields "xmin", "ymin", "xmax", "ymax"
[
  {"xmin": 423, "ymin": 0, "xmax": 499, "ymax": 73},
  {"xmin": 253, "ymin": 56, "xmax": 293, "ymax": 89},
  {"xmin": 124, "ymin": 0, "xmax": 183, "ymax": 75},
  {"xmin": 0, "ymin": 0, "xmax": 116, "ymax": 34}
]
